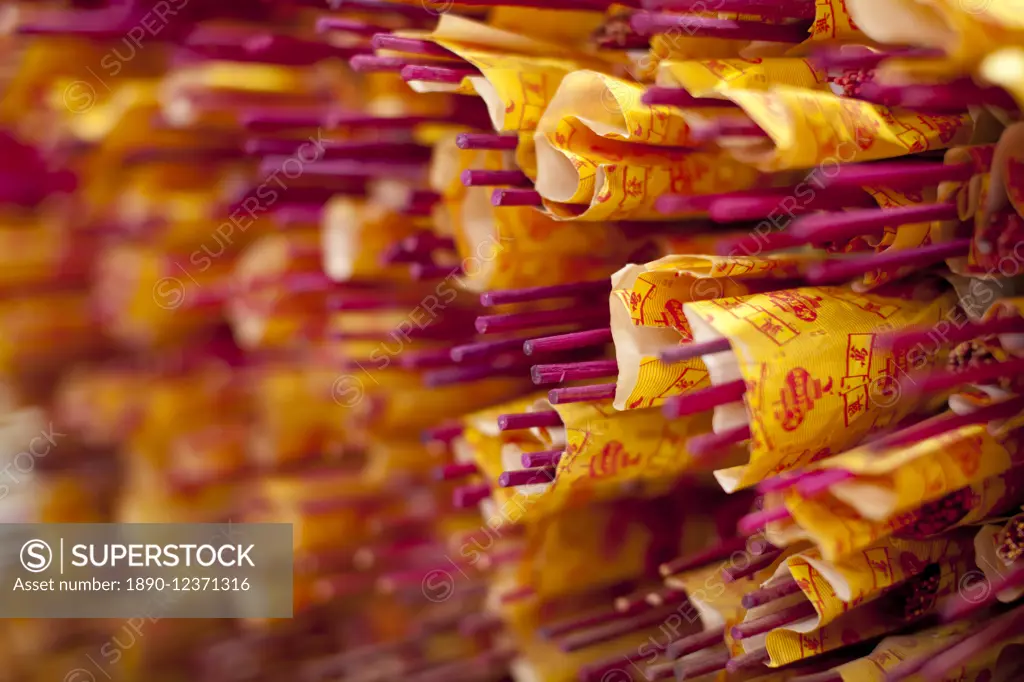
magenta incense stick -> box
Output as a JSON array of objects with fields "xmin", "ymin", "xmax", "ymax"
[
  {"xmin": 522, "ymin": 449, "xmax": 563, "ymax": 468},
  {"xmin": 811, "ymin": 45, "xmax": 943, "ymax": 70},
  {"xmin": 821, "ymin": 161, "xmax": 975, "ymax": 191},
  {"xmin": 667, "ymin": 626, "xmax": 725, "ymax": 659},
  {"xmin": 742, "ymin": 576, "xmax": 801, "ymax": 608},
  {"xmin": 498, "ymin": 410, "xmax": 562, "ymax": 431},
  {"xmin": 453, "ymin": 483, "xmax": 491, "ymax": 508},
  {"xmin": 878, "ymin": 315, "xmax": 1024, "ymax": 351},
  {"xmin": 641, "ymin": 87, "xmax": 740, "ymax": 108},
  {"xmin": 401, "ymin": 64, "xmax": 481, "ymax": 84},
  {"xmin": 659, "ymin": 536, "xmax": 757, "ymax": 577},
  {"xmin": 676, "ymin": 649, "xmax": 731, "ymax": 679},
  {"xmin": 630, "ymin": 12, "xmax": 811, "ymax": 42},
  {"xmin": 868, "ymin": 395, "xmax": 1024, "ymax": 452},
  {"xmin": 524, "ymin": 328, "xmax": 613, "ymax": 355},
  {"xmin": 644, "ymin": 0, "xmax": 815, "ymax": 18},
  {"xmin": 661, "ymin": 337, "xmax": 731, "ymax": 363},
  {"xmin": 531, "ymin": 360, "xmax": 619, "ymax": 385},
  {"xmin": 731, "ymin": 601, "xmax": 817, "ymax": 640},
  {"xmin": 461, "ymin": 169, "xmax": 532, "ymax": 187},
  {"xmin": 492, "ymin": 188, "xmax": 544, "ymax": 207},
  {"xmin": 451, "ymin": 338, "xmax": 529, "ymax": 362},
  {"xmin": 482, "ymin": 280, "xmax": 610, "ymax": 306},
  {"xmin": 372, "ymin": 34, "xmax": 460, "ymax": 59},
  {"xmin": 497, "ymin": 466, "xmax": 556, "ymax": 487},
  {"xmin": 456, "ymin": 133, "xmax": 519, "ymax": 150},
  {"xmin": 806, "ymin": 239, "xmax": 970, "ymax": 285},
  {"xmin": 687, "ymin": 425, "xmax": 752, "ymax": 458},
  {"xmin": 738, "ymin": 507, "xmax": 791, "ymax": 536},
  {"xmin": 549, "ymin": 383, "xmax": 616, "ymax": 404},
  {"xmin": 476, "ymin": 306, "xmax": 610, "ymax": 334},
  {"xmin": 787, "ymin": 202, "xmax": 960, "ymax": 244},
  {"xmin": 662, "ymin": 379, "xmax": 746, "ymax": 418},
  {"xmin": 434, "ymin": 463, "xmax": 478, "ymax": 481}
]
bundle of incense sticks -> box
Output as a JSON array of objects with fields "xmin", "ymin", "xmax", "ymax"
[{"xmin": 4, "ymin": 0, "xmax": 1024, "ymax": 680}]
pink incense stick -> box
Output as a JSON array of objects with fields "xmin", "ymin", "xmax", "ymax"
[
  {"xmin": 859, "ymin": 80, "xmax": 1019, "ymax": 113},
  {"xmin": 661, "ymin": 337, "xmax": 731, "ymax": 363},
  {"xmin": 351, "ymin": 54, "xmax": 454, "ymax": 73},
  {"xmin": 916, "ymin": 356, "xmax": 1024, "ymax": 394},
  {"xmin": 453, "ymin": 483, "xmax": 491, "ymax": 508},
  {"xmin": 539, "ymin": 606, "xmax": 631, "ymax": 639},
  {"xmin": 806, "ymin": 239, "xmax": 970, "ymax": 285},
  {"xmin": 941, "ymin": 562, "xmax": 1024, "ymax": 622},
  {"xmin": 659, "ymin": 536, "xmax": 755, "ymax": 577},
  {"xmin": 667, "ymin": 626, "xmax": 726, "ymax": 659},
  {"xmin": 676, "ymin": 650, "xmax": 731, "ymax": 679},
  {"xmin": 793, "ymin": 469, "xmax": 855, "ymax": 497},
  {"xmin": 691, "ymin": 117, "xmax": 770, "ymax": 144},
  {"xmin": 492, "ymin": 188, "xmax": 543, "ymax": 207},
  {"xmin": 524, "ymin": 328, "xmax": 613, "ymax": 355},
  {"xmin": 641, "ymin": 87, "xmax": 740, "ymax": 108},
  {"xmin": 663, "ymin": 379, "xmax": 746, "ymax": 418},
  {"xmin": 456, "ymin": 133, "xmax": 519, "ymax": 150},
  {"xmin": 497, "ymin": 466, "xmax": 556, "ymax": 487},
  {"xmin": 869, "ymin": 395, "xmax": 1024, "ymax": 452},
  {"xmin": 741, "ymin": 576, "xmax": 802, "ymax": 609},
  {"xmin": 787, "ymin": 202, "xmax": 960, "ymax": 244},
  {"xmin": 731, "ymin": 601, "xmax": 817, "ymax": 640},
  {"xmin": 482, "ymin": 280, "xmax": 610, "ymax": 306},
  {"xmin": 646, "ymin": 587, "xmax": 687, "ymax": 606},
  {"xmin": 498, "ymin": 410, "xmax": 562, "ymax": 431},
  {"xmin": 423, "ymin": 361, "xmax": 525, "ymax": 387},
  {"xmin": 738, "ymin": 508, "xmax": 792, "ymax": 536},
  {"xmin": 580, "ymin": 649, "xmax": 669, "ymax": 682},
  {"xmin": 476, "ymin": 306, "xmax": 610, "ymax": 335},
  {"xmin": 549, "ymin": 383, "xmax": 617, "ymax": 404},
  {"xmin": 461, "ymin": 169, "xmax": 532, "ymax": 187},
  {"xmin": 522, "ymin": 449, "xmax": 563, "ymax": 468},
  {"xmin": 558, "ymin": 604, "xmax": 684, "ymax": 652},
  {"xmin": 434, "ymin": 463, "xmax": 479, "ymax": 481},
  {"xmin": 821, "ymin": 161, "xmax": 975, "ymax": 192},
  {"xmin": 643, "ymin": 0, "xmax": 815, "ymax": 18},
  {"xmin": 709, "ymin": 188, "xmax": 876, "ymax": 223},
  {"xmin": 316, "ymin": 17, "xmax": 390, "ymax": 36},
  {"xmin": 401, "ymin": 64, "xmax": 481, "ymax": 84},
  {"xmin": 400, "ymin": 348, "xmax": 463, "ymax": 369},
  {"xmin": 726, "ymin": 648, "xmax": 770, "ymax": 674},
  {"xmin": 630, "ymin": 12, "xmax": 811, "ymax": 42},
  {"xmin": 444, "ymin": 0, "xmax": 618, "ymax": 7},
  {"xmin": 723, "ymin": 550, "xmax": 783, "ymax": 582},
  {"xmin": 531, "ymin": 360, "xmax": 619, "ymax": 385},
  {"xmin": 878, "ymin": 315, "xmax": 1024, "ymax": 352},
  {"xmin": 687, "ymin": 425, "xmax": 752, "ymax": 459},
  {"xmin": 401, "ymin": 232, "xmax": 456, "ymax": 254},
  {"xmin": 372, "ymin": 34, "xmax": 459, "ymax": 59},
  {"xmin": 451, "ymin": 338, "xmax": 530, "ymax": 362},
  {"xmin": 811, "ymin": 45, "xmax": 943, "ymax": 70},
  {"xmin": 243, "ymin": 34, "xmax": 367, "ymax": 65},
  {"xmin": 656, "ymin": 186, "xmax": 790, "ymax": 216},
  {"xmin": 421, "ymin": 421, "xmax": 462, "ymax": 444},
  {"xmin": 323, "ymin": 0, "xmax": 438, "ymax": 17}
]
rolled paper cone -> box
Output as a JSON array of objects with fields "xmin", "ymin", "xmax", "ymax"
[
  {"xmin": 820, "ymin": 162, "xmax": 975, "ymax": 192},
  {"xmin": 878, "ymin": 316, "xmax": 1024, "ymax": 351},
  {"xmin": 402, "ymin": 64, "xmax": 481, "ymax": 84},
  {"xmin": 663, "ymin": 379, "xmax": 747, "ymax": 419},
  {"xmin": 660, "ymin": 536, "xmax": 760, "ymax": 577},
  {"xmin": 810, "ymin": 45, "xmax": 943, "ymax": 69},
  {"xmin": 410, "ymin": 263, "xmax": 463, "ymax": 280},
  {"xmin": 461, "ymin": 169, "xmax": 532, "ymax": 187},
  {"xmin": 451, "ymin": 337, "xmax": 530, "ymax": 362},
  {"xmin": 667, "ymin": 626, "xmax": 725, "ymax": 659},
  {"xmin": 434, "ymin": 462, "xmax": 477, "ymax": 483},
  {"xmin": 453, "ymin": 483, "xmax": 491, "ymax": 508},
  {"xmin": 531, "ymin": 360, "xmax": 619, "ymax": 385},
  {"xmin": 726, "ymin": 648, "xmax": 770, "ymax": 674},
  {"xmin": 482, "ymin": 280, "xmax": 611, "ymax": 307},
  {"xmin": 644, "ymin": 0, "xmax": 815, "ymax": 17},
  {"xmin": 731, "ymin": 601, "xmax": 818, "ymax": 640},
  {"xmin": 661, "ymin": 337, "xmax": 731, "ymax": 363},
  {"xmin": 630, "ymin": 12, "xmax": 811, "ymax": 42},
  {"xmin": 869, "ymin": 395, "xmax": 1024, "ymax": 452},
  {"xmin": 476, "ymin": 306, "xmax": 610, "ymax": 334},
  {"xmin": 455, "ymin": 133, "xmax": 519, "ymax": 150},
  {"xmin": 316, "ymin": 17, "xmax": 389, "ymax": 36},
  {"xmin": 787, "ymin": 202, "xmax": 960, "ymax": 244},
  {"xmin": 687, "ymin": 425, "xmax": 752, "ymax": 459},
  {"xmin": 524, "ymin": 328, "xmax": 613, "ymax": 355},
  {"xmin": 371, "ymin": 34, "xmax": 459, "ymax": 59},
  {"xmin": 806, "ymin": 239, "xmax": 971, "ymax": 285},
  {"xmin": 916, "ymin": 357, "xmax": 1024, "ymax": 394},
  {"xmin": 549, "ymin": 383, "xmax": 617, "ymax": 404},
  {"xmin": 422, "ymin": 423, "xmax": 463, "ymax": 443},
  {"xmin": 741, "ymin": 576, "xmax": 801, "ymax": 609},
  {"xmin": 793, "ymin": 469, "xmax": 855, "ymax": 497},
  {"xmin": 492, "ymin": 188, "xmax": 544, "ymax": 207},
  {"xmin": 498, "ymin": 410, "xmax": 562, "ymax": 431},
  {"xmin": 522, "ymin": 449, "xmax": 563, "ymax": 468},
  {"xmin": 641, "ymin": 87, "xmax": 740, "ymax": 108},
  {"xmin": 676, "ymin": 649, "xmax": 731, "ymax": 679},
  {"xmin": 498, "ymin": 466, "xmax": 556, "ymax": 487},
  {"xmin": 738, "ymin": 508, "xmax": 792, "ymax": 536},
  {"xmin": 559, "ymin": 605, "xmax": 684, "ymax": 652},
  {"xmin": 942, "ymin": 562, "xmax": 1024, "ymax": 622}
]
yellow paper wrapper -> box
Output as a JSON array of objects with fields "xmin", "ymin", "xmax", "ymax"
[
  {"xmin": 321, "ymin": 197, "xmax": 433, "ymax": 282},
  {"xmin": 722, "ymin": 87, "xmax": 973, "ymax": 172},
  {"xmin": 657, "ymin": 57, "xmax": 830, "ymax": 95},
  {"xmin": 682, "ymin": 282, "xmax": 961, "ymax": 491},
  {"xmin": 611, "ymin": 255, "xmax": 815, "ymax": 410}
]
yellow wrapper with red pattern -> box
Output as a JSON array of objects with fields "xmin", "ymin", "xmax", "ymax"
[{"xmin": 681, "ymin": 282, "xmax": 960, "ymax": 491}]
